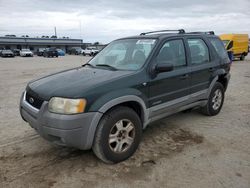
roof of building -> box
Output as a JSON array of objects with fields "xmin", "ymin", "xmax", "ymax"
[{"xmin": 0, "ymin": 37, "xmax": 83, "ymax": 45}]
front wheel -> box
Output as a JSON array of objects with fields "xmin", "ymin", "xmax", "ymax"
[
  {"xmin": 201, "ymin": 82, "xmax": 225, "ymax": 116},
  {"xmin": 92, "ymin": 106, "xmax": 142, "ymax": 163},
  {"xmin": 240, "ymin": 54, "xmax": 245, "ymax": 61}
]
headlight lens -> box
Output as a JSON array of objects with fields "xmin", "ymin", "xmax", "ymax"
[{"xmin": 48, "ymin": 97, "xmax": 86, "ymax": 114}]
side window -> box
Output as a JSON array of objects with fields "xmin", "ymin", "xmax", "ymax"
[
  {"xmin": 157, "ymin": 39, "xmax": 186, "ymax": 67},
  {"xmin": 187, "ymin": 39, "xmax": 210, "ymax": 65},
  {"xmin": 209, "ymin": 38, "xmax": 228, "ymax": 59}
]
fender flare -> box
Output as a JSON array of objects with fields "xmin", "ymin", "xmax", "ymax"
[
  {"xmin": 98, "ymin": 95, "xmax": 149, "ymax": 125},
  {"xmin": 85, "ymin": 95, "xmax": 149, "ymax": 149},
  {"xmin": 207, "ymin": 75, "xmax": 218, "ymax": 98},
  {"xmin": 208, "ymin": 68, "xmax": 227, "ymax": 98}
]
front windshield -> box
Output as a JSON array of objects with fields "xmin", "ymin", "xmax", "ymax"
[
  {"xmin": 22, "ymin": 49, "xmax": 30, "ymax": 52},
  {"xmin": 222, "ymin": 40, "xmax": 229, "ymax": 47},
  {"xmin": 89, "ymin": 39, "xmax": 157, "ymax": 71}
]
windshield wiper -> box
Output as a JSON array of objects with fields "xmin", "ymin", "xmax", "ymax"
[
  {"xmin": 95, "ymin": 64, "xmax": 117, "ymax": 71},
  {"xmin": 82, "ymin": 63, "xmax": 95, "ymax": 68}
]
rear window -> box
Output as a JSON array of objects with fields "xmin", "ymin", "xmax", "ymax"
[{"xmin": 209, "ymin": 38, "xmax": 228, "ymax": 59}]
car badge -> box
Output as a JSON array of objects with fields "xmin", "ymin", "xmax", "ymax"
[{"xmin": 29, "ymin": 97, "xmax": 34, "ymax": 104}]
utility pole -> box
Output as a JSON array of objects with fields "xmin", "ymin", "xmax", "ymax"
[
  {"xmin": 79, "ymin": 20, "xmax": 82, "ymax": 39},
  {"xmin": 54, "ymin": 27, "xmax": 57, "ymax": 37}
]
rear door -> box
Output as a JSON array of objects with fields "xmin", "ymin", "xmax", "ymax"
[{"xmin": 186, "ymin": 37, "xmax": 217, "ymax": 97}]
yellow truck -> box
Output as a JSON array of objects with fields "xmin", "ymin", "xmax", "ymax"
[{"xmin": 219, "ymin": 34, "xmax": 249, "ymax": 60}]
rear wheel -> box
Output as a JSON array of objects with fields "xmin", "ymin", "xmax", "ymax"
[
  {"xmin": 92, "ymin": 106, "xmax": 142, "ymax": 163},
  {"xmin": 201, "ymin": 82, "xmax": 225, "ymax": 116}
]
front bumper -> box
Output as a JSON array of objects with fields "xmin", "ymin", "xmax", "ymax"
[
  {"xmin": 19, "ymin": 92, "xmax": 102, "ymax": 150},
  {"xmin": 2, "ymin": 54, "xmax": 14, "ymax": 57},
  {"xmin": 22, "ymin": 53, "xmax": 33, "ymax": 57}
]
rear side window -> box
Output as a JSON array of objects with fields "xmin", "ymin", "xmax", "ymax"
[
  {"xmin": 187, "ymin": 39, "xmax": 210, "ymax": 65},
  {"xmin": 209, "ymin": 38, "xmax": 228, "ymax": 59},
  {"xmin": 157, "ymin": 39, "xmax": 186, "ymax": 67}
]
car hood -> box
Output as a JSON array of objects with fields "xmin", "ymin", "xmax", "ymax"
[
  {"xmin": 27, "ymin": 66, "xmax": 132, "ymax": 100},
  {"xmin": 21, "ymin": 51, "xmax": 32, "ymax": 54}
]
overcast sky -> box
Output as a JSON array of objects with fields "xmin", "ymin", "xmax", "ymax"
[{"xmin": 0, "ymin": 0, "xmax": 249, "ymax": 43}]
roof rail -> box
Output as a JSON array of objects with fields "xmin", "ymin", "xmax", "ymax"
[
  {"xmin": 187, "ymin": 31, "xmax": 215, "ymax": 35},
  {"xmin": 140, "ymin": 29, "xmax": 185, "ymax": 36}
]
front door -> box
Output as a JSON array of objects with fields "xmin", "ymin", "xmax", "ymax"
[{"xmin": 148, "ymin": 38, "xmax": 191, "ymax": 117}]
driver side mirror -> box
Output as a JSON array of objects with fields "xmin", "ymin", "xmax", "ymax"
[{"xmin": 154, "ymin": 63, "xmax": 174, "ymax": 73}]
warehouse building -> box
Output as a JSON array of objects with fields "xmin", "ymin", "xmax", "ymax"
[{"xmin": 0, "ymin": 36, "xmax": 83, "ymax": 52}]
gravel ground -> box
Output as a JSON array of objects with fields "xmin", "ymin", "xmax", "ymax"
[{"xmin": 0, "ymin": 55, "xmax": 250, "ymax": 188}]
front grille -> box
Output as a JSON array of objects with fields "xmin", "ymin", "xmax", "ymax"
[{"xmin": 25, "ymin": 91, "xmax": 44, "ymax": 109}]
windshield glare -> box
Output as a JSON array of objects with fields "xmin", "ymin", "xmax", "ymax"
[{"xmin": 89, "ymin": 39, "xmax": 156, "ymax": 71}]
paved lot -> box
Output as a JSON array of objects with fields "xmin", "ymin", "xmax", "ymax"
[{"xmin": 0, "ymin": 55, "xmax": 250, "ymax": 188}]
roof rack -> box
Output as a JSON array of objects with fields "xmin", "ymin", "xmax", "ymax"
[
  {"xmin": 187, "ymin": 31, "xmax": 215, "ymax": 35},
  {"xmin": 140, "ymin": 29, "xmax": 185, "ymax": 36}
]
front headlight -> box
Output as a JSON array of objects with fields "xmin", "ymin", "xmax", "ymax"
[{"xmin": 48, "ymin": 97, "xmax": 87, "ymax": 114}]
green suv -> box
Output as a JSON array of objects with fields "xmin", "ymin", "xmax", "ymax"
[{"xmin": 20, "ymin": 29, "xmax": 231, "ymax": 163}]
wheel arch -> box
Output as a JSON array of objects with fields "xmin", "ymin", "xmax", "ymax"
[
  {"xmin": 86, "ymin": 95, "xmax": 149, "ymax": 149},
  {"xmin": 98, "ymin": 95, "xmax": 149, "ymax": 126},
  {"xmin": 209, "ymin": 69, "xmax": 230, "ymax": 97}
]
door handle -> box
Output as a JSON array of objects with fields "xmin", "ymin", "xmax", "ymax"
[{"xmin": 180, "ymin": 74, "xmax": 189, "ymax": 80}]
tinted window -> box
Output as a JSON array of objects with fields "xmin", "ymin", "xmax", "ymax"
[
  {"xmin": 188, "ymin": 39, "xmax": 209, "ymax": 64},
  {"xmin": 209, "ymin": 38, "xmax": 228, "ymax": 59},
  {"xmin": 157, "ymin": 39, "xmax": 186, "ymax": 67}
]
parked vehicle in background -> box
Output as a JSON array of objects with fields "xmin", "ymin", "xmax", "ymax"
[
  {"xmin": 13, "ymin": 49, "xmax": 20, "ymax": 56},
  {"xmin": 56, "ymin": 49, "xmax": 65, "ymax": 56},
  {"xmin": 82, "ymin": 47, "xmax": 99, "ymax": 56},
  {"xmin": 220, "ymin": 34, "xmax": 249, "ymax": 60},
  {"xmin": 37, "ymin": 48, "xmax": 46, "ymax": 56},
  {"xmin": 1, "ymin": 49, "xmax": 15, "ymax": 57},
  {"xmin": 20, "ymin": 49, "xmax": 33, "ymax": 57},
  {"xmin": 68, "ymin": 47, "xmax": 83, "ymax": 55},
  {"xmin": 20, "ymin": 29, "xmax": 231, "ymax": 163},
  {"xmin": 43, "ymin": 47, "xmax": 58, "ymax": 58}
]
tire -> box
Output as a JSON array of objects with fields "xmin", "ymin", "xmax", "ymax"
[
  {"xmin": 92, "ymin": 106, "xmax": 142, "ymax": 163},
  {"xmin": 240, "ymin": 54, "xmax": 245, "ymax": 61},
  {"xmin": 201, "ymin": 82, "xmax": 225, "ymax": 116}
]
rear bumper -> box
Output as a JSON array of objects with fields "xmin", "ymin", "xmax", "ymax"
[{"xmin": 19, "ymin": 92, "xmax": 102, "ymax": 150}]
